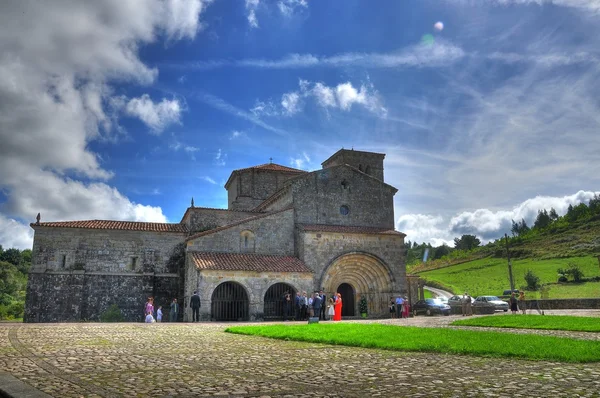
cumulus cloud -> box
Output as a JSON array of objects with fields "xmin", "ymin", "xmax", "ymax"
[
  {"xmin": 125, "ymin": 94, "xmax": 182, "ymax": 133},
  {"xmin": 264, "ymin": 79, "xmax": 386, "ymax": 117},
  {"xmin": 0, "ymin": 1, "xmax": 210, "ymax": 248},
  {"xmin": 397, "ymin": 190, "xmax": 599, "ymax": 246},
  {"xmin": 0, "ymin": 214, "xmax": 35, "ymax": 250}
]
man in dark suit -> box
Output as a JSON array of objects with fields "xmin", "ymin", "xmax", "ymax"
[
  {"xmin": 312, "ymin": 292, "xmax": 322, "ymax": 320},
  {"xmin": 190, "ymin": 291, "xmax": 201, "ymax": 322},
  {"xmin": 294, "ymin": 292, "xmax": 301, "ymax": 321},
  {"xmin": 319, "ymin": 289, "xmax": 327, "ymax": 320}
]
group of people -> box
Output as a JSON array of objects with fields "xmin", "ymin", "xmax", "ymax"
[
  {"xmin": 390, "ymin": 296, "xmax": 410, "ymax": 318},
  {"xmin": 509, "ymin": 291, "xmax": 528, "ymax": 315},
  {"xmin": 461, "ymin": 292, "xmax": 473, "ymax": 316},
  {"xmin": 282, "ymin": 290, "xmax": 343, "ymax": 322},
  {"xmin": 144, "ymin": 297, "xmax": 181, "ymax": 323}
]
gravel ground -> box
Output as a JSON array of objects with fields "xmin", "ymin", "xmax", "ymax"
[{"xmin": 1, "ymin": 310, "xmax": 599, "ymax": 397}]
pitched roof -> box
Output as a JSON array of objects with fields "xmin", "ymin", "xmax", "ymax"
[
  {"xmin": 185, "ymin": 207, "xmax": 293, "ymax": 241},
  {"xmin": 300, "ymin": 224, "xmax": 406, "ymax": 237},
  {"xmin": 225, "ymin": 163, "xmax": 307, "ymax": 189},
  {"xmin": 190, "ymin": 252, "xmax": 313, "ymax": 273},
  {"xmin": 30, "ymin": 220, "xmax": 187, "ymax": 233}
]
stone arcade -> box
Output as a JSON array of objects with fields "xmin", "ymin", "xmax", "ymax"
[{"xmin": 25, "ymin": 149, "xmax": 411, "ymax": 322}]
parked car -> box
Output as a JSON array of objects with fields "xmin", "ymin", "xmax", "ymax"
[
  {"xmin": 472, "ymin": 296, "xmax": 509, "ymax": 312},
  {"xmin": 502, "ymin": 289, "xmax": 520, "ymax": 296},
  {"xmin": 448, "ymin": 295, "xmax": 474, "ymax": 307},
  {"xmin": 436, "ymin": 296, "xmax": 449, "ymax": 304},
  {"xmin": 412, "ymin": 298, "xmax": 451, "ymax": 316}
]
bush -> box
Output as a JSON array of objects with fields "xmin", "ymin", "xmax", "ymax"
[
  {"xmin": 524, "ymin": 270, "xmax": 541, "ymax": 291},
  {"xmin": 359, "ymin": 296, "xmax": 368, "ymax": 314},
  {"xmin": 557, "ymin": 264, "xmax": 585, "ymax": 283},
  {"xmin": 99, "ymin": 304, "xmax": 125, "ymax": 322}
]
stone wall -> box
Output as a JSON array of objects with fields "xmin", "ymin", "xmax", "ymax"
[
  {"xmin": 187, "ymin": 209, "xmax": 295, "ymax": 256},
  {"xmin": 29, "ymin": 227, "xmax": 185, "ymax": 273},
  {"xmin": 181, "ymin": 207, "xmax": 256, "ymax": 234},
  {"xmin": 25, "ymin": 271, "xmax": 180, "ymax": 322},
  {"xmin": 299, "ymin": 230, "xmax": 406, "ymax": 317},
  {"xmin": 291, "ymin": 166, "xmax": 395, "ymax": 229},
  {"xmin": 321, "ymin": 149, "xmax": 385, "ymax": 181},
  {"xmin": 25, "ymin": 227, "xmax": 185, "ymax": 322},
  {"xmin": 185, "ymin": 269, "xmax": 313, "ymax": 321},
  {"xmin": 227, "ymin": 170, "xmax": 304, "ymax": 211}
]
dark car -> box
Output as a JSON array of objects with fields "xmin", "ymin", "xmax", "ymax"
[{"xmin": 412, "ymin": 298, "xmax": 451, "ymax": 316}]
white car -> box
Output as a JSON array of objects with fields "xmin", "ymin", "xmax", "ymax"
[{"xmin": 472, "ymin": 296, "xmax": 509, "ymax": 312}]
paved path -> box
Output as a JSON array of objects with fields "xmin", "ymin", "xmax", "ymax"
[
  {"xmin": 1, "ymin": 311, "xmax": 600, "ymax": 397},
  {"xmin": 423, "ymin": 285, "xmax": 453, "ymax": 298}
]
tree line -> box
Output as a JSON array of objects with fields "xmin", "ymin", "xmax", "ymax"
[{"xmin": 0, "ymin": 246, "xmax": 31, "ymax": 320}]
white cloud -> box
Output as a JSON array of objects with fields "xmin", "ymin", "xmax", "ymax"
[
  {"xmin": 200, "ymin": 176, "xmax": 217, "ymax": 185},
  {"xmin": 246, "ymin": 0, "xmax": 260, "ymax": 28},
  {"xmin": 281, "ymin": 92, "xmax": 302, "ymax": 116},
  {"xmin": 0, "ymin": 1, "xmax": 210, "ymax": 249},
  {"xmin": 229, "ymin": 130, "xmax": 247, "ymax": 140},
  {"xmin": 258, "ymin": 80, "xmax": 386, "ymax": 117},
  {"xmin": 215, "ymin": 149, "xmax": 227, "ymax": 166},
  {"xmin": 250, "ymin": 100, "xmax": 280, "ymax": 117},
  {"xmin": 396, "ymin": 190, "xmax": 599, "ymax": 245},
  {"xmin": 289, "ymin": 152, "xmax": 312, "ymax": 170},
  {"xmin": 172, "ymin": 42, "xmax": 465, "ymax": 70},
  {"xmin": 449, "ymin": 0, "xmax": 600, "ymax": 13},
  {"xmin": 125, "ymin": 94, "xmax": 182, "ymax": 134},
  {"xmin": 0, "ymin": 214, "xmax": 35, "ymax": 250},
  {"xmin": 278, "ymin": 0, "xmax": 308, "ymax": 17}
]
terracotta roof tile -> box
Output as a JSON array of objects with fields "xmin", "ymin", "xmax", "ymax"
[
  {"xmin": 191, "ymin": 252, "xmax": 312, "ymax": 273},
  {"xmin": 30, "ymin": 220, "xmax": 187, "ymax": 233},
  {"xmin": 300, "ymin": 224, "xmax": 406, "ymax": 236},
  {"xmin": 186, "ymin": 207, "xmax": 292, "ymax": 241}
]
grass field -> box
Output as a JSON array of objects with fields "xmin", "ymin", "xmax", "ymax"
[
  {"xmin": 452, "ymin": 315, "xmax": 600, "ymax": 332},
  {"xmin": 225, "ymin": 323, "xmax": 600, "ymax": 363},
  {"xmin": 418, "ymin": 256, "xmax": 600, "ymax": 298}
]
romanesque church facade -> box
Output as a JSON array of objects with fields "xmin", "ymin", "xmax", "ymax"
[{"xmin": 25, "ymin": 149, "xmax": 409, "ymax": 322}]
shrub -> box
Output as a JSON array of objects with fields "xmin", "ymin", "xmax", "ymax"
[
  {"xmin": 359, "ymin": 296, "xmax": 368, "ymax": 314},
  {"xmin": 100, "ymin": 304, "xmax": 125, "ymax": 322},
  {"xmin": 557, "ymin": 264, "xmax": 585, "ymax": 283},
  {"xmin": 524, "ymin": 269, "xmax": 541, "ymax": 291}
]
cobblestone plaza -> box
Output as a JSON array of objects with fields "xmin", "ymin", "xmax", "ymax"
[{"xmin": 1, "ymin": 312, "xmax": 600, "ymax": 397}]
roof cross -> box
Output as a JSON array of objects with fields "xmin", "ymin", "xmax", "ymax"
[{"xmin": 269, "ymin": 157, "xmax": 273, "ymax": 164}]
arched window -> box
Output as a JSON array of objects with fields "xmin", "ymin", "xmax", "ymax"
[{"xmin": 240, "ymin": 230, "xmax": 255, "ymax": 253}]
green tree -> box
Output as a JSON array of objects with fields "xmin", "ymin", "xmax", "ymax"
[
  {"xmin": 433, "ymin": 244, "xmax": 451, "ymax": 260},
  {"xmin": 589, "ymin": 194, "xmax": 600, "ymax": 215},
  {"xmin": 533, "ymin": 209, "xmax": 552, "ymax": 230},
  {"xmin": 453, "ymin": 234, "xmax": 481, "ymax": 251},
  {"xmin": 1, "ymin": 248, "xmax": 22, "ymax": 266},
  {"xmin": 524, "ymin": 269, "xmax": 540, "ymax": 291},
  {"xmin": 549, "ymin": 207, "xmax": 559, "ymax": 221}
]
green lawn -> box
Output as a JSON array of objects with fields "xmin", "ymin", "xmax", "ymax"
[
  {"xmin": 452, "ymin": 315, "xmax": 600, "ymax": 332},
  {"xmin": 418, "ymin": 256, "xmax": 600, "ymax": 298},
  {"xmin": 225, "ymin": 323, "xmax": 600, "ymax": 363}
]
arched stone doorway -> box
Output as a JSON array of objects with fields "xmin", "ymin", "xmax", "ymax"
[
  {"xmin": 322, "ymin": 252, "xmax": 394, "ymax": 317},
  {"xmin": 211, "ymin": 281, "xmax": 249, "ymax": 321},
  {"xmin": 338, "ymin": 283, "xmax": 355, "ymax": 317},
  {"xmin": 263, "ymin": 283, "xmax": 297, "ymax": 320}
]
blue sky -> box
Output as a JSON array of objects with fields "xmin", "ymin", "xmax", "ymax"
[{"xmin": 1, "ymin": 0, "xmax": 599, "ymax": 249}]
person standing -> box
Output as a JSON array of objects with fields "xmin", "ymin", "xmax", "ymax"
[
  {"xmin": 390, "ymin": 298, "xmax": 396, "ymax": 319},
  {"xmin": 395, "ymin": 296, "xmax": 404, "ymax": 319},
  {"xmin": 300, "ymin": 291, "xmax": 308, "ymax": 320},
  {"xmin": 509, "ymin": 292, "xmax": 518, "ymax": 314},
  {"xmin": 156, "ymin": 306, "xmax": 163, "ymax": 322},
  {"xmin": 294, "ymin": 292, "xmax": 301, "ymax": 321},
  {"xmin": 518, "ymin": 291, "xmax": 526, "ymax": 315},
  {"xmin": 319, "ymin": 290, "xmax": 327, "ymax": 320},
  {"xmin": 312, "ymin": 292, "xmax": 322, "ymax": 320},
  {"xmin": 282, "ymin": 291, "xmax": 292, "ymax": 321},
  {"xmin": 144, "ymin": 297, "xmax": 154, "ymax": 320},
  {"xmin": 190, "ymin": 291, "xmax": 201, "ymax": 322},
  {"xmin": 169, "ymin": 298, "xmax": 179, "ymax": 322},
  {"xmin": 462, "ymin": 292, "xmax": 470, "ymax": 316},
  {"xmin": 327, "ymin": 298, "xmax": 335, "ymax": 320},
  {"xmin": 333, "ymin": 293, "xmax": 343, "ymax": 321}
]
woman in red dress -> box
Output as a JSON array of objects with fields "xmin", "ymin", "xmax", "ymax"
[{"xmin": 334, "ymin": 293, "xmax": 343, "ymax": 321}]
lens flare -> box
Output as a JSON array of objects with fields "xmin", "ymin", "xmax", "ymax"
[{"xmin": 434, "ymin": 21, "xmax": 444, "ymax": 31}]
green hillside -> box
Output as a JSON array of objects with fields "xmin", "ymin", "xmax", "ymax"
[{"xmin": 413, "ymin": 213, "xmax": 600, "ymax": 299}]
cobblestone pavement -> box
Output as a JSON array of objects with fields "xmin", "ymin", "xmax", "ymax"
[{"xmin": 1, "ymin": 311, "xmax": 600, "ymax": 398}]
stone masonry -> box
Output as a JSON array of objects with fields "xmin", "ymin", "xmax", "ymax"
[{"xmin": 26, "ymin": 148, "xmax": 408, "ymax": 323}]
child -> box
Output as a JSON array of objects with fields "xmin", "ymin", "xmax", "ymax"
[
  {"xmin": 156, "ymin": 306, "xmax": 163, "ymax": 322},
  {"xmin": 327, "ymin": 298, "xmax": 335, "ymax": 320},
  {"xmin": 145, "ymin": 311, "xmax": 155, "ymax": 323}
]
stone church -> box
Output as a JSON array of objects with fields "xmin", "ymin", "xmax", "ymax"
[{"xmin": 25, "ymin": 149, "xmax": 411, "ymax": 322}]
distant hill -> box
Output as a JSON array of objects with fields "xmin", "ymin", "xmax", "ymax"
[{"xmin": 410, "ymin": 213, "xmax": 600, "ymax": 298}]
